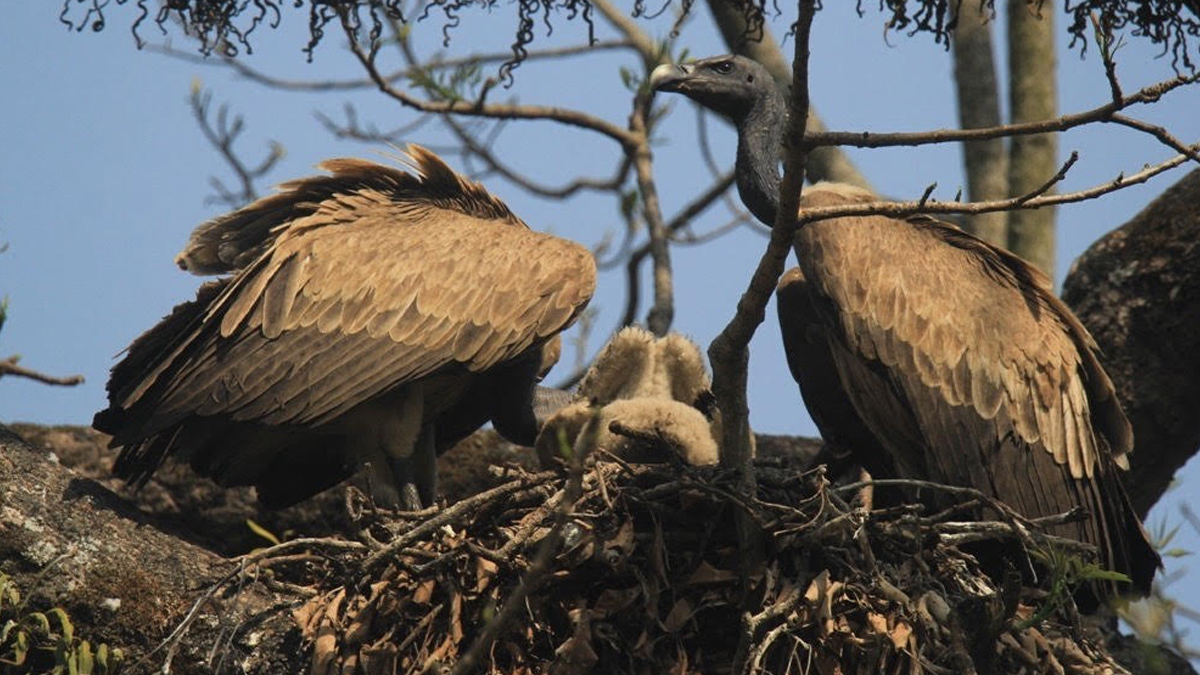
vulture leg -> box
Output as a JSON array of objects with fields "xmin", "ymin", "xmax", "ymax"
[{"xmin": 407, "ymin": 422, "xmax": 438, "ymax": 508}]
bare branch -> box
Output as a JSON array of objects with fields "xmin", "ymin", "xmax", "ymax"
[
  {"xmin": 709, "ymin": 0, "xmax": 817, "ymax": 472},
  {"xmin": 148, "ymin": 41, "xmax": 632, "ymax": 93},
  {"xmin": 338, "ymin": 11, "xmax": 636, "ymax": 146},
  {"xmin": 799, "ymin": 145, "xmax": 1197, "ymax": 224},
  {"xmin": 809, "ymin": 73, "xmax": 1200, "ymax": 149},
  {"xmin": 0, "ymin": 356, "xmax": 84, "ymax": 387},
  {"xmin": 188, "ymin": 84, "xmax": 285, "ymax": 208}
]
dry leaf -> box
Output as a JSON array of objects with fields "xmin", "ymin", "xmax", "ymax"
[
  {"xmin": 669, "ymin": 644, "xmax": 689, "ymax": 675},
  {"xmin": 450, "ymin": 589, "xmax": 464, "ymax": 644},
  {"xmin": 307, "ymin": 589, "xmax": 347, "ymax": 675},
  {"xmin": 663, "ymin": 598, "xmax": 694, "ymax": 633},
  {"xmin": 413, "ymin": 579, "xmax": 436, "ymax": 604},
  {"xmin": 591, "ymin": 586, "xmax": 640, "ymax": 619},
  {"xmin": 549, "ymin": 608, "xmax": 599, "ymax": 675},
  {"xmin": 889, "ymin": 620, "xmax": 912, "ymax": 650},
  {"xmin": 867, "ymin": 611, "xmax": 888, "ymax": 635},
  {"xmin": 475, "ymin": 556, "xmax": 499, "ymax": 593},
  {"xmin": 685, "ymin": 560, "xmax": 737, "ymax": 585}
]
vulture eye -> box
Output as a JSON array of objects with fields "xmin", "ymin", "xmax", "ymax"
[{"xmin": 712, "ymin": 61, "xmax": 734, "ymax": 74}]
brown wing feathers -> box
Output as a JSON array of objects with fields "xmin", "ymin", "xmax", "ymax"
[
  {"xmin": 99, "ymin": 146, "xmax": 595, "ymax": 499},
  {"xmin": 789, "ymin": 183, "xmax": 1156, "ymax": 594}
]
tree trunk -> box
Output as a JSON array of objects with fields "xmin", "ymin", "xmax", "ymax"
[
  {"xmin": 1005, "ymin": 0, "xmax": 1058, "ymax": 277},
  {"xmin": 1062, "ymin": 169, "xmax": 1200, "ymax": 518},
  {"xmin": 951, "ymin": 1, "xmax": 1009, "ymax": 246},
  {"xmin": 704, "ymin": 0, "xmax": 874, "ymax": 191}
]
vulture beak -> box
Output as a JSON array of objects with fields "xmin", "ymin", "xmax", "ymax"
[{"xmin": 649, "ymin": 63, "xmax": 694, "ymax": 92}]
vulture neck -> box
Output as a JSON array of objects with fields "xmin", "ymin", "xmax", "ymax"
[{"xmin": 734, "ymin": 88, "xmax": 787, "ymax": 226}]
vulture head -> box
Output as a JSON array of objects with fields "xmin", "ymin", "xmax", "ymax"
[
  {"xmin": 649, "ymin": 55, "xmax": 777, "ymax": 126},
  {"xmin": 96, "ymin": 145, "xmax": 596, "ymax": 511},
  {"xmin": 535, "ymin": 327, "xmax": 722, "ymax": 468},
  {"xmin": 651, "ymin": 55, "xmax": 786, "ymax": 226}
]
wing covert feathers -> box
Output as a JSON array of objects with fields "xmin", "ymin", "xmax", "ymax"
[
  {"xmin": 99, "ymin": 145, "xmax": 596, "ymax": 461},
  {"xmin": 786, "ymin": 183, "xmax": 1154, "ymax": 594}
]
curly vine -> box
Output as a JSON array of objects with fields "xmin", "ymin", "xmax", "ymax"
[{"xmin": 56, "ymin": 0, "xmax": 1200, "ymax": 73}]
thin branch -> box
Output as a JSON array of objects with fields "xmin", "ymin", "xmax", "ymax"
[
  {"xmin": 442, "ymin": 113, "xmax": 633, "ymax": 199},
  {"xmin": 797, "ymin": 145, "xmax": 1198, "ymax": 225},
  {"xmin": 338, "ymin": 11, "xmax": 636, "ymax": 146},
  {"xmin": 189, "ymin": 85, "xmax": 284, "ymax": 208},
  {"xmin": 147, "ymin": 40, "xmax": 632, "ymax": 93},
  {"xmin": 448, "ymin": 407, "xmax": 597, "ymax": 675},
  {"xmin": 808, "ymin": 73, "xmax": 1200, "ymax": 148},
  {"xmin": 0, "ymin": 356, "xmax": 84, "ymax": 387},
  {"xmin": 630, "ymin": 98, "xmax": 674, "ymax": 336},
  {"xmin": 709, "ymin": 0, "xmax": 817, "ymax": 470}
]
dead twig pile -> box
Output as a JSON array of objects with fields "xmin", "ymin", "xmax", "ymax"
[{"xmin": 227, "ymin": 458, "xmax": 1136, "ymax": 675}]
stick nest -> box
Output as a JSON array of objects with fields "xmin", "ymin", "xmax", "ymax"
[{"xmin": 261, "ymin": 457, "xmax": 1136, "ymax": 675}]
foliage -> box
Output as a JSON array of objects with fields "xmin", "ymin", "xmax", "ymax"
[
  {"xmin": 0, "ymin": 572, "xmax": 124, "ymax": 675},
  {"xmin": 58, "ymin": 0, "xmax": 1200, "ymax": 74}
]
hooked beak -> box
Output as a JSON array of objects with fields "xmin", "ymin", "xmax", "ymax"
[{"xmin": 648, "ymin": 63, "xmax": 695, "ymax": 93}]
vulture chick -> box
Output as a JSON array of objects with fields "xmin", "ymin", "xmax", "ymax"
[
  {"xmin": 95, "ymin": 146, "xmax": 596, "ymax": 510},
  {"xmin": 535, "ymin": 327, "xmax": 721, "ymax": 467},
  {"xmin": 651, "ymin": 56, "xmax": 1159, "ymax": 599}
]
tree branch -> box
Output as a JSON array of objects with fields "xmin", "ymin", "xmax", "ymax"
[
  {"xmin": 0, "ymin": 355, "xmax": 84, "ymax": 387},
  {"xmin": 338, "ymin": 11, "xmax": 636, "ymax": 146},
  {"xmin": 808, "ymin": 73, "xmax": 1200, "ymax": 149},
  {"xmin": 797, "ymin": 145, "xmax": 1197, "ymax": 224},
  {"xmin": 709, "ymin": 0, "xmax": 816, "ymax": 473}
]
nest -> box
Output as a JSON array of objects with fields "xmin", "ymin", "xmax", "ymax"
[{"xmin": 221, "ymin": 445, "xmax": 1140, "ymax": 675}]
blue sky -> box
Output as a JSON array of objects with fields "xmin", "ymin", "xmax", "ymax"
[{"xmin": 2, "ymin": 0, "xmax": 1199, "ymax": 646}]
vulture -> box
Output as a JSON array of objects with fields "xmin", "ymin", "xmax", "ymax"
[
  {"xmin": 95, "ymin": 145, "xmax": 596, "ymax": 510},
  {"xmin": 650, "ymin": 55, "xmax": 1159, "ymax": 598},
  {"xmin": 534, "ymin": 327, "xmax": 722, "ymax": 467}
]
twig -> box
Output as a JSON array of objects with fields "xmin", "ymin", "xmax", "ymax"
[
  {"xmin": 798, "ymin": 146, "xmax": 1198, "ymax": 225},
  {"xmin": 449, "ymin": 406, "xmax": 599, "ymax": 675},
  {"xmin": 0, "ymin": 356, "xmax": 84, "ymax": 386},
  {"xmin": 363, "ymin": 472, "xmax": 554, "ymax": 572},
  {"xmin": 709, "ymin": 0, "xmax": 817, "ymax": 469},
  {"xmin": 188, "ymin": 85, "xmax": 284, "ymax": 208},
  {"xmin": 629, "ymin": 96, "xmax": 674, "ymax": 336},
  {"xmin": 808, "ymin": 73, "xmax": 1200, "ymax": 149},
  {"xmin": 338, "ymin": 11, "xmax": 635, "ymax": 146},
  {"xmin": 147, "ymin": 40, "xmax": 632, "ymax": 92}
]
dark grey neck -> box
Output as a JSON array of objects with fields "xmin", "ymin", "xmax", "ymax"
[{"xmin": 734, "ymin": 90, "xmax": 787, "ymax": 226}]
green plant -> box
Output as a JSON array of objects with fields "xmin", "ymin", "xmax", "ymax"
[
  {"xmin": 1016, "ymin": 546, "xmax": 1132, "ymax": 629},
  {"xmin": 0, "ymin": 572, "xmax": 124, "ymax": 674}
]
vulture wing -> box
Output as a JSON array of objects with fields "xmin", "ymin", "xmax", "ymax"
[
  {"xmin": 791, "ymin": 184, "xmax": 1156, "ymax": 594},
  {"xmin": 100, "ymin": 147, "xmax": 596, "ymax": 451}
]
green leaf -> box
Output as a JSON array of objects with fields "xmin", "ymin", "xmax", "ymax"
[
  {"xmin": 96, "ymin": 643, "xmax": 109, "ymax": 674},
  {"xmin": 1, "ymin": 619, "xmax": 15, "ymax": 645},
  {"xmin": 1080, "ymin": 567, "xmax": 1132, "ymax": 583},
  {"xmin": 13, "ymin": 629, "xmax": 28, "ymax": 665},
  {"xmin": 78, "ymin": 640, "xmax": 93, "ymax": 675},
  {"xmin": 28, "ymin": 611, "xmax": 51, "ymax": 635},
  {"xmin": 49, "ymin": 607, "xmax": 74, "ymax": 643},
  {"xmin": 245, "ymin": 519, "xmax": 282, "ymax": 547},
  {"xmin": 1163, "ymin": 548, "xmax": 1192, "ymax": 558},
  {"xmin": 1, "ymin": 575, "xmax": 20, "ymax": 607}
]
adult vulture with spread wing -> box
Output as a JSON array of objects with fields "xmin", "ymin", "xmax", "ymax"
[
  {"xmin": 651, "ymin": 55, "xmax": 1158, "ymax": 599},
  {"xmin": 95, "ymin": 146, "xmax": 596, "ymax": 510}
]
